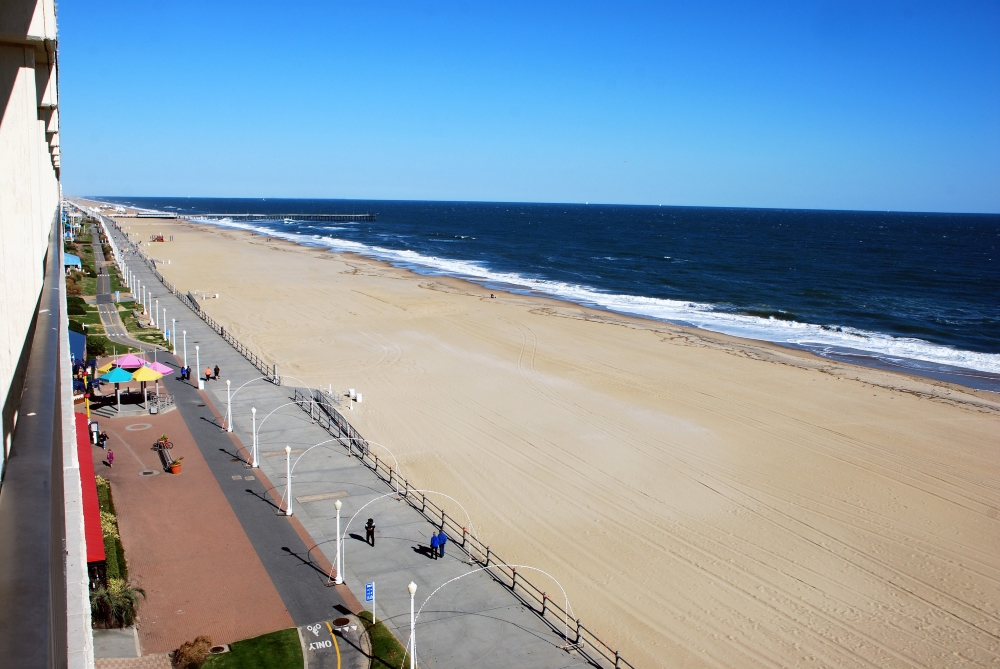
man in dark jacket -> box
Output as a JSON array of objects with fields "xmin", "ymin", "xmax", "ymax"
[
  {"xmin": 437, "ymin": 530, "xmax": 448, "ymax": 559},
  {"xmin": 429, "ymin": 533, "xmax": 439, "ymax": 559},
  {"xmin": 365, "ymin": 518, "xmax": 376, "ymax": 546}
]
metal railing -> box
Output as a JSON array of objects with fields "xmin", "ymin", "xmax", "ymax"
[
  {"xmin": 292, "ymin": 388, "xmax": 634, "ymax": 669},
  {"xmin": 0, "ymin": 223, "xmax": 70, "ymax": 666}
]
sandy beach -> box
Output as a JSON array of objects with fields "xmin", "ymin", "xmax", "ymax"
[{"xmin": 99, "ymin": 208, "xmax": 1000, "ymax": 668}]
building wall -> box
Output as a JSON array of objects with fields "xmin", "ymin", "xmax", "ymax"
[
  {"xmin": 0, "ymin": 5, "xmax": 92, "ymax": 667},
  {"xmin": 0, "ymin": 0, "xmax": 60, "ymax": 479}
]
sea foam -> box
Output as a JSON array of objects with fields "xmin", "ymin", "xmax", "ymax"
[{"xmin": 189, "ymin": 216, "xmax": 1000, "ymax": 376}]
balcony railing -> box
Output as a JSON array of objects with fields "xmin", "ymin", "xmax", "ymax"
[{"xmin": 0, "ymin": 223, "xmax": 73, "ymax": 667}]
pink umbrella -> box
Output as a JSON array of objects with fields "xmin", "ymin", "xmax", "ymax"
[
  {"xmin": 145, "ymin": 361, "xmax": 174, "ymax": 399},
  {"xmin": 116, "ymin": 353, "xmax": 145, "ymax": 369},
  {"xmin": 147, "ymin": 361, "xmax": 174, "ymax": 375}
]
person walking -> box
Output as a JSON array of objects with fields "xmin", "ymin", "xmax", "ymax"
[
  {"xmin": 214, "ymin": 364, "xmax": 220, "ymax": 380},
  {"xmin": 437, "ymin": 530, "xmax": 448, "ymax": 559},
  {"xmin": 107, "ymin": 449, "xmax": 114, "ymax": 468},
  {"xmin": 365, "ymin": 518, "xmax": 376, "ymax": 546},
  {"xmin": 204, "ymin": 366, "xmax": 212, "ymax": 383},
  {"xmin": 429, "ymin": 532, "xmax": 439, "ymax": 560}
]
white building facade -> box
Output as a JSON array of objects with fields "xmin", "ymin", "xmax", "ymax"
[
  {"xmin": 1, "ymin": 0, "xmax": 61, "ymax": 471},
  {"xmin": 1, "ymin": 3, "xmax": 93, "ymax": 668}
]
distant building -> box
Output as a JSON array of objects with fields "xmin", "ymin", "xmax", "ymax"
[{"xmin": 1, "ymin": 1, "xmax": 93, "ymax": 666}]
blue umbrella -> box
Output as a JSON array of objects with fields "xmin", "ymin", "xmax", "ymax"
[
  {"xmin": 99, "ymin": 367, "xmax": 133, "ymax": 383},
  {"xmin": 99, "ymin": 367, "xmax": 133, "ymax": 413}
]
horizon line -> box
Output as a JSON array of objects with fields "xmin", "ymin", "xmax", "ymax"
[{"xmin": 74, "ymin": 194, "xmax": 1000, "ymax": 218}]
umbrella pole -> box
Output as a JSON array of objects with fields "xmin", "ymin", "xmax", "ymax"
[{"xmin": 116, "ymin": 383, "xmax": 120, "ymax": 413}]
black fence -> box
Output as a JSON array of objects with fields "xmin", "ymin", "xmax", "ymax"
[{"xmin": 292, "ymin": 388, "xmax": 634, "ymax": 669}]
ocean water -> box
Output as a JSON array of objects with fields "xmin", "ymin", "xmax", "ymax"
[{"xmin": 98, "ymin": 197, "xmax": 1000, "ymax": 391}]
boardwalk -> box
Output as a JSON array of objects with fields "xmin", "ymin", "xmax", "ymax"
[{"xmin": 103, "ymin": 218, "xmax": 609, "ymax": 668}]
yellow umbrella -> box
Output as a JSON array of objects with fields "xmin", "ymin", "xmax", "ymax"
[
  {"xmin": 131, "ymin": 366, "xmax": 163, "ymax": 381},
  {"xmin": 131, "ymin": 366, "xmax": 164, "ymax": 409},
  {"xmin": 97, "ymin": 361, "xmax": 115, "ymax": 374}
]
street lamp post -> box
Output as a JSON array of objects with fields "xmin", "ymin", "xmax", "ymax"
[
  {"xmin": 334, "ymin": 499, "xmax": 343, "ymax": 584},
  {"xmin": 251, "ymin": 407, "xmax": 258, "ymax": 467},
  {"xmin": 285, "ymin": 446, "xmax": 293, "ymax": 516},
  {"xmin": 171, "ymin": 318, "xmax": 176, "ymax": 354},
  {"xmin": 408, "ymin": 582, "xmax": 418, "ymax": 669},
  {"xmin": 183, "ymin": 330, "xmax": 188, "ymax": 368},
  {"xmin": 154, "ymin": 298, "xmax": 159, "ymax": 328},
  {"xmin": 226, "ymin": 379, "xmax": 232, "ymax": 432},
  {"xmin": 162, "ymin": 307, "xmax": 166, "ymax": 337},
  {"xmin": 195, "ymin": 345, "xmax": 200, "ymax": 387}
]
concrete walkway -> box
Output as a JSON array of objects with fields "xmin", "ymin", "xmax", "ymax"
[{"xmin": 106, "ymin": 220, "xmax": 598, "ymax": 668}]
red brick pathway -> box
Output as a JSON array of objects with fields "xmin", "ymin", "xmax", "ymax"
[
  {"xmin": 92, "ymin": 407, "xmax": 294, "ymax": 654},
  {"xmin": 95, "ymin": 656, "xmax": 171, "ymax": 669}
]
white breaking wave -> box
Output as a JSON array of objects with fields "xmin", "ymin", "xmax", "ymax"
[{"xmin": 187, "ymin": 216, "xmax": 1000, "ymax": 376}]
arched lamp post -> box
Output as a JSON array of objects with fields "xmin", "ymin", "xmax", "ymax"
[
  {"xmin": 334, "ymin": 499, "xmax": 343, "ymax": 584},
  {"xmin": 284, "ymin": 445, "xmax": 293, "ymax": 516},
  {"xmin": 408, "ymin": 581, "xmax": 418, "ymax": 669},
  {"xmin": 251, "ymin": 407, "xmax": 258, "ymax": 467}
]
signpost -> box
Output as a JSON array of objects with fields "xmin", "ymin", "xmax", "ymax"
[{"xmin": 366, "ymin": 582, "xmax": 375, "ymax": 624}]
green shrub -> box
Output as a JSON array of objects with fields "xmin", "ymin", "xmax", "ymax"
[
  {"xmin": 96, "ymin": 475, "xmax": 116, "ymax": 514},
  {"xmin": 86, "ymin": 335, "xmax": 109, "ymax": 357},
  {"xmin": 69, "ymin": 319, "xmax": 85, "ymax": 334},
  {"xmin": 96, "ymin": 476, "xmax": 128, "ymax": 581},
  {"xmin": 90, "ymin": 578, "xmax": 145, "ymax": 628}
]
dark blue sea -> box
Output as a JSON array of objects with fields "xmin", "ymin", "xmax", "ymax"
[{"xmin": 97, "ymin": 197, "xmax": 1000, "ymax": 391}]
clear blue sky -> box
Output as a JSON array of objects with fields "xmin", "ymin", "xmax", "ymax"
[{"xmin": 59, "ymin": 1, "xmax": 999, "ymax": 213}]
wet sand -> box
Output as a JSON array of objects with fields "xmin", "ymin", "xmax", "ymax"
[{"xmin": 93, "ymin": 207, "xmax": 1000, "ymax": 668}]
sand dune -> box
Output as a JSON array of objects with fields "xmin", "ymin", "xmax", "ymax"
[{"xmin": 106, "ymin": 211, "xmax": 1000, "ymax": 668}]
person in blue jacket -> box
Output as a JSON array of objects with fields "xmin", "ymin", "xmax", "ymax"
[
  {"xmin": 429, "ymin": 532, "xmax": 440, "ymax": 559},
  {"xmin": 437, "ymin": 530, "xmax": 448, "ymax": 559}
]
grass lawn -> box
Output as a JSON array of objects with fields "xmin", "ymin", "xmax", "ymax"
[
  {"xmin": 77, "ymin": 309, "xmax": 103, "ymax": 325},
  {"xmin": 203, "ymin": 628, "xmax": 302, "ymax": 669},
  {"xmin": 110, "ymin": 269, "xmax": 126, "ymax": 293},
  {"xmin": 358, "ymin": 611, "xmax": 410, "ymax": 669}
]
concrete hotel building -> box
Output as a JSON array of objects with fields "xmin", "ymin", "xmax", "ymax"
[{"xmin": 1, "ymin": 0, "xmax": 93, "ymax": 667}]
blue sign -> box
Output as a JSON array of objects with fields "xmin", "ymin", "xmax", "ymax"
[{"xmin": 365, "ymin": 582, "xmax": 374, "ymax": 602}]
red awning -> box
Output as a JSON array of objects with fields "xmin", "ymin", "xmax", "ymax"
[{"xmin": 76, "ymin": 413, "xmax": 106, "ymax": 564}]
